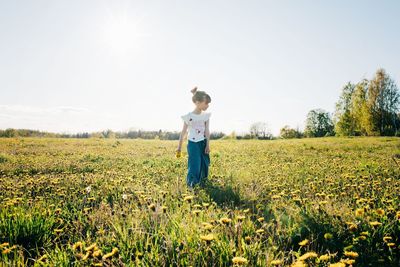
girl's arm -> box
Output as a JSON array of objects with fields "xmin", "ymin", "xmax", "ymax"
[
  {"xmin": 177, "ymin": 122, "xmax": 188, "ymax": 151},
  {"xmin": 205, "ymin": 119, "xmax": 210, "ymax": 153}
]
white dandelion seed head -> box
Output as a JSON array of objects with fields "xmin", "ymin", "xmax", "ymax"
[{"xmin": 85, "ymin": 186, "xmax": 91, "ymax": 193}]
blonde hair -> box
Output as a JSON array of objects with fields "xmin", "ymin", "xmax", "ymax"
[{"xmin": 191, "ymin": 87, "xmax": 211, "ymax": 104}]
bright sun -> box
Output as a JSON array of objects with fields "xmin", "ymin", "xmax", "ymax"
[{"xmin": 103, "ymin": 13, "xmax": 146, "ymax": 54}]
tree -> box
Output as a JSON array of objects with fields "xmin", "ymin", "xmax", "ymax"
[
  {"xmin": 367, "ymin": 69, "xmax": 400, "ymax": 135},
  {"xmin": 249, "ymin": 122, "xmax": 272, "ymax": 139},
  {"xmin": 334, "ymin": 82, "xmax": 356, "ymax": 136},
  {"xmin": 351, "ymin": 80, "xmax": 374, "ymax": 135},
  {"xmin": 279, "ymin": 125, "xmax": 303, "ymax": 139},
  {"xmin": 304, "ymin": 109, "xmax": 334, "ymax": 137}
]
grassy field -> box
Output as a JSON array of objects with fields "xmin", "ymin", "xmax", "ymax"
[{"xmin": 0, "ymin": 137, "xmax": 399, "ymax": 266}]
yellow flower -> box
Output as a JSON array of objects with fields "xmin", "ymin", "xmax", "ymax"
[
  {"xmin": 329, "ymin": 263, "xmax": 345, "ymax": 267},
  {"xmin": 324, "ymin": 233, "xmax": 333, "ymax": 240},
  {"xmin": 232, "ymin": 256, "xmax": 248, "ymax": 265},
  {"xmin": 344, "ymin": 251, "xmax": 359, "ymax": 258},
  {"xmin": 176, "ymin": 151, "xmax": 182, "ymax": 158},
  {"xmin": 72, "ymin": 241, "xmax": 83, "ymax": 251},
  {"xmin": 299, "ymin": 252, "xmax": 318, "ymax": 261},
  {"xmin": 93, "ymin": 249, "xmax": 102, "ymax": 258},
  {"xmin": 202, "ymin": 222, "xmax": 214, "ymax": 230},
  {"xmin": 341, "ymin": 259, "xmax": 355, "ymax": 265},
  {"xmin": 387, "ymin": 242, "xmax": 396, "ymax": 247},
  {"xmin": 257, "ymin": 217, "xmax": 264, "ymax": 223},
  {"xmin": 200, "ymin": 234, "xmax": 215, "ymax": 244},
  {"xmin": 291, "ymin": 261, "xmax": 307, "ymax": 267},
  {"xmin": 355, "ymin": 208, "xmax": 364, "ymax": 217},
  {"xmin": 298, "ymin": 239, "xmax": 309, "ymax": 246},
  {"xmin": 255, "ymin": 229, "xmax": 265, "ymax": 234},
  {"xmin": 369, "ymin": 221, "xmax": 382, "ymax": 227},
  {"xmin": 0, "ymin": 243, "xmax": 9, "ymax": 249},
  {"xmin": 192, "ymin": 210, "xmax": 202, "ymax": 216},
  {"xmin": 184, "ymin": 195, "xmax": 194, "ymax": 203},
  {"xmin": 85, "ymin": 243, "xmax": 97, "ymax": 252},
  {"xmin": 383, "ymin": 236, "xmax": 392, "ymax": 242},
  {"xmin": 102, "ymin": 247, "xmax": 118, "ymax": 260},
  {"xmin": 319, "ymin": 254, "xmax": 330, "ymax": 261},
  {"xmin": 270, "ymin": 259, "xmax": 283, "ymax": 265},
  {"xmin": 219, "ymin": 217, "xmax": 232, "ymax": 225},
  {"xmin": 236, "ymin": 215, "xmax": 246, "ymax": 222},
  {"xmin": 376, "ymin": 208, "xmax": 385, "ymax": 216}
]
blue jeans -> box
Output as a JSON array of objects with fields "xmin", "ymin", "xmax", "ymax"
[{"xmin": 186, "ymin": 139, "xmax": 210, "ymax": 187}]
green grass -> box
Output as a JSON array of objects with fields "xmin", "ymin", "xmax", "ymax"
[{"xmin": 0, "ymin": 137, "xmax": 399, "ymax": 266}]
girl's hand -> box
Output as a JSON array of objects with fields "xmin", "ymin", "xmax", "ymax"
[
  {"xmin": 176, "ymin": 149, "xmax": 182, "ymax": 158},
  {"xmin": 205, "ymin": 146, "xmax": 210, "ymax": 154}
]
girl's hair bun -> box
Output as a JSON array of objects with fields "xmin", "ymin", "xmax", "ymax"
[{"xmin": 191, "ymin": 87, "xmax": 198, "ymax": 94}]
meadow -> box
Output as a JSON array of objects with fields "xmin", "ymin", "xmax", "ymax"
[{"xmin": 0, "ymin": 137, "xmax": 399, "ymax": 266}]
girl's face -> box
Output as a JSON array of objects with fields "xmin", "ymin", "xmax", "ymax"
[{"xmin": 196, "ymin": 100, "xmax": 209, "ymax": 111}]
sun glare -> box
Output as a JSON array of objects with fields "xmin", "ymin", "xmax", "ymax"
[{"xmin": 103, "ymin": 13, "xmax": 147, "ymax": 55}]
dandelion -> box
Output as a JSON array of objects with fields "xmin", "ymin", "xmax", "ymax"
[
  {"xmin": 387, "ymin": 242, "xmax": 396, "ymax": 247},
  {"xmin": 375, "ymin": 208, "xmax": 385, "ymax": 216},
  {"xmin": 200, "ymin": 234, "xmax": 215, "ymax": 245},
  {"xmin": 329, "ymin": 263, "xmax": 345, "ymax": 267},
  {"xmin": 299, "ymin": 252, "xmax": 318, "ymax": 261},
  {"xmin": 257, "ymin": 217, "xmax": 264, "ymax": 223},
  {"xmin": 72, "ymin": 241, "xmax": 83, "ymax": 251},
  {"xmin": 184, "ymin": 195, "xmax": 194, "ymax": 203},
  {"xmin": 102, "ymin": 247, "xmax": 118, "ymax": 260},
  {"xmin": 360, "ymin": 231, "xmax": 369, "ymax": 236},
  {"xmin": 93, "ymin": 249, "xmax": 102, "ymax": 258},
  {"xmin": 85, "ymin": 243, "xmax": 97, "ymax": 252},
  {"xmin": 298, "ymin": 239, "xmax": 309, "ymax": 246},
  {"xmin": 355, "ymin": 208, "xmax": 364, "ymax": 217},
  {"xmin": 82, "ymin": 251, "xmax": 91, "ymax": 261},
  {"xmin": 396, "ymin": 211, "xmax": 400, "ymax": 220},
  {"xmin": 256, "ymin": 229, "xmax": 265, "ymax": 234},
  {"xmin": 319, "ymin": 254, "xmax": 330, "ymax": 261},
  {"xmin": 236, "ymin": 215, "xmax": 246, "ymax": 222},
  {"xmin": 176, "ymin": 151, "xmax": 182, "ymax": 158},
  {"xmin": 369, "ymin": 221, "xmax": 382, "ymax": 227},
  {"xmin": 344, "ymin": 251, "xmax": 359, "ymax": 258},
  {"xmin": 0, "ymin": 243, "xmax": 9, "ymax": 249},
  {"xmin": 244, "ymin": 236, "xmax": 251, "ymax": 244},
  {"xmin": 202, "ymin": 222, "xmax": 214, "ymax": 230},
  {"xmin": 383, "ymin": 236, "xmax": 392, "ymax": 242},
  {"xmin": 324, "ymin": 233, "xmax": 333, "ymax": 240},
  {"xmin": 341, "ymin": 259, "xmax": 355, "ymax": 265},
  {"xmin": 243, "ymin": 208, "xmax": 250, "ymax": 213},
  {"xmin": 291, "ymin": 261, "xmax": 307, "ymax": 267},
  {"xmin": 219, "ymin": 217, "xmax": 232, "ymax": 225},
  {"xmin": 271, "ymin": 259, "xmax": 283, "ymax": 265},
  {"xmin": 192, "ymin": 210, "xmax": 202, "ymax": 216},
  {"xmin": 232, "ymin": 256, "xmax": 248, "ymax": 265}
]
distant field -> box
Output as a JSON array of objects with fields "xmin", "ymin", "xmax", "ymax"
[{"xmin": 0, "ymin": 137, "xmax": 399, "ymax": 266}]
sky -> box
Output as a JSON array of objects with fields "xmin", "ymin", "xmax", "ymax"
[{"xmin": 1, "ymin": 0, "xmax": 399, "ymax": 136}]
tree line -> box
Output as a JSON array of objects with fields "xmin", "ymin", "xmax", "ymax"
[
  {"xmin": 279, "ymin": 68, "xmax": 400, "ymax": 138},
  {"xmin": 1, "ymin": 68, "xmax": 398, "ymax": 140}
]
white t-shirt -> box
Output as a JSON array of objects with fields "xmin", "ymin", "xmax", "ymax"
[{"xmin": 181, "ymin": 111, "xmax": 211, "ymax": 142}]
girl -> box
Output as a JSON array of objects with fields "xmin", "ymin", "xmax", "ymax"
[{"xmin": 176, "ymin": 87, "xmax": 212, "ymax": 188}]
